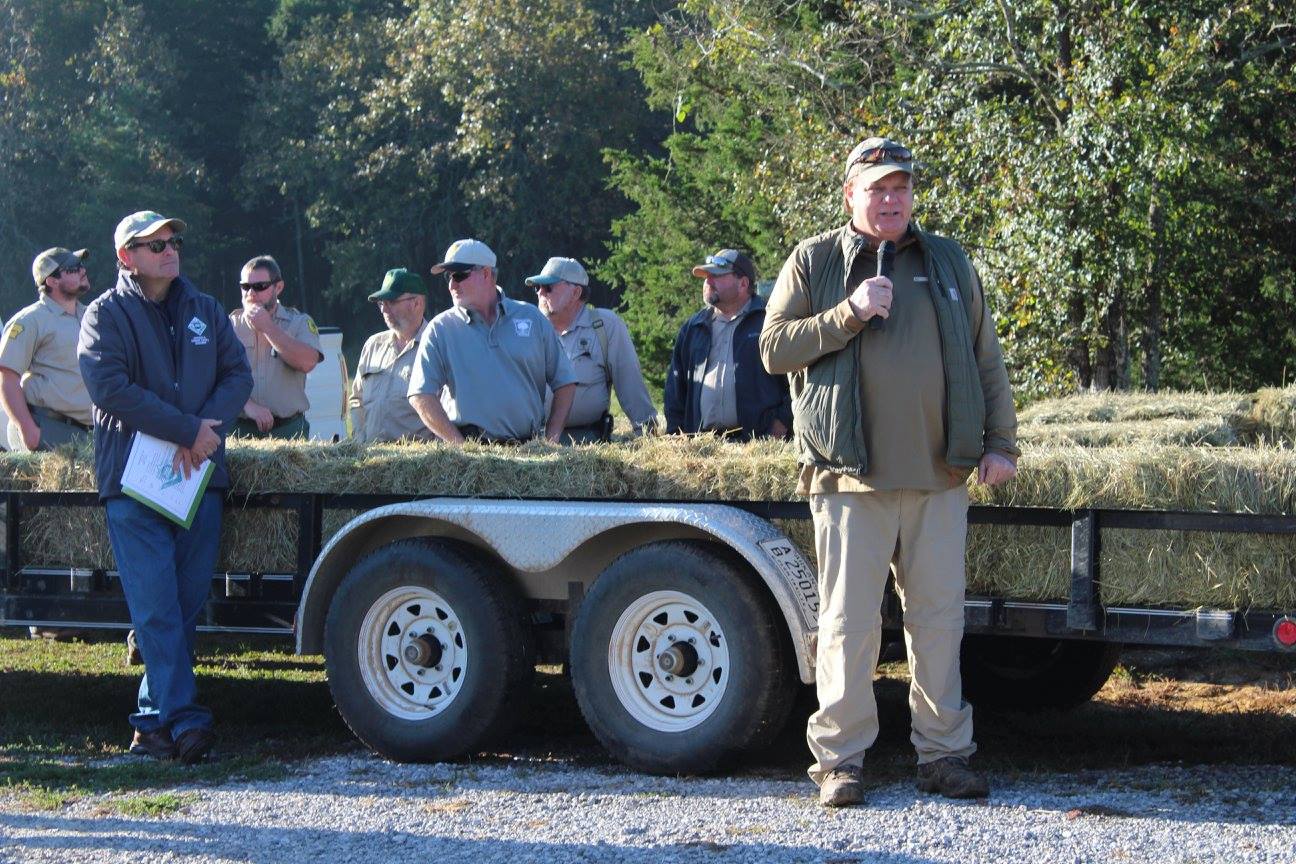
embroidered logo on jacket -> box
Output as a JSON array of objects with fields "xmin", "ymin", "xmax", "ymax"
[{"xmin": 514, "ymin": 319, "xmax": 532, "ymax": 337}]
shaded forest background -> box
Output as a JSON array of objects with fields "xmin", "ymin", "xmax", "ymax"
[{"xmin": 2, "ymin": 0, "xmax": 1292, "ymax": 399}]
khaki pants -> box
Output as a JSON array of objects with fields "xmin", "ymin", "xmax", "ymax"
[{"xmin": 806, "ymin": 485, "xmax": 975, "ymax": 785}]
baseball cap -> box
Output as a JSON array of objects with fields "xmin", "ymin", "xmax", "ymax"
[
  {"xmin": 368, "ymin": 268, "xmax": 427, "ymax": 301},
  {"xmin": 692, "ymin": 248, "xmax": 756, "ymax": 284},
  {"xmin": 525, "ymin": 257, "xmax": 589, "ymax": 287},
  {"xmin": 114, "ymin": 210, "xmax": 187, "ymax": 251},
  {"xmin": 430, "ymin": 239, "xmax": 497, "ymax": 275},
  {"xmin": 843, "ymin": 137, "xmax": 914, "ymax": 186},
  {"xmin": 31, "ymin": 247, "xmax": 88, "ymax": 287}
]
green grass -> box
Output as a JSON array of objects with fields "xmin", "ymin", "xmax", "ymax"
[{"xmin": 0, "ymin": 629, "xmax": 353, "ymax": 805}]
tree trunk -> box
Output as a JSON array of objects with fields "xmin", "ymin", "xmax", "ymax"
[{"xmin": 1140, "ymin": 196, "xmax": 1165, "ymax": 391}]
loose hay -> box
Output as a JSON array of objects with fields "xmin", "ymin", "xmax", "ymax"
[{"xmin": 3, "ymin": 433, "xmax": 1296, "ymax": 610}]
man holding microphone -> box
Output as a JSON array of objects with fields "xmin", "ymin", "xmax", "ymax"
[{"xmin": 760, "ymin": 138, "xmax": 1018, "ymax": 806}]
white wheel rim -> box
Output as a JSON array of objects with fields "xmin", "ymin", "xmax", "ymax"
[
  {"xmin": 358, "ymin": 586, "xmax": 468, "ymax": 720},
  {"xmin": 607, "ymin": 589, "xmax": 730, "ymax": 732}
]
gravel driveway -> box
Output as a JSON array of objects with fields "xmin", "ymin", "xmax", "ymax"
[{"xmin": 2, "ymin": 755, "xmax": 1292, "ymax": 863}]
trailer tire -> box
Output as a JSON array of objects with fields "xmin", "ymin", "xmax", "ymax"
[
  {"xmin": 323, "ymin": 538, "xmax": 533, "ymax": 762},
  {"xmin": 570, "ymin": 540, "xmax": 795, "ymax": 774},
  {"xmin": 960, "ymin": 635, "xmax": 1122, "ymax": 711}
]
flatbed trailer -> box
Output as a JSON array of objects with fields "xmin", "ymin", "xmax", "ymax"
[{"xmin": 2, "ymin": 491, "xmax": 1294, "ymax": 772}]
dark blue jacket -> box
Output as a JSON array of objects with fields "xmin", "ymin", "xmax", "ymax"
[
  {"xmin": 78, "ymin": 272, "xmax": 253, "ymax": 500},
  {"xmin": 664, "ymin": 295, "xmax": 792, "ymax": 440}
]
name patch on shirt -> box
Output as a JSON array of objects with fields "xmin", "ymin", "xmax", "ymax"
[{"xmin": 514, "ymin": 319, "xmax": 533, "ymax": 337}]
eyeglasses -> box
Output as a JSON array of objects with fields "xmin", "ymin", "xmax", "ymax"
[
  {"xmin": 240, "ymin": 280, "xmax": 277, "ymax": 293},
  {"xmin": 377, "ymin": 295, "xmax": 418, "ymax": 308},
  {"xmin": 55, "ymin": 264, "xmax": 85, "ymax": 277},
  {"xmin": 127, "ymin": 236, "xmax": 184, "ymax": 254},
  {"xmin": 848, "ymin": 145, "xmax": 912, "ymax": 172},
  {"xmin": 447, "ymin": 267, "xmax": 480, "ymax": 283}
]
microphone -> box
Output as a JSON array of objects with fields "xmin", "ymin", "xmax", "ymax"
[{"xmin": 869, "ymin": 239, "xmax": 896, "ymax": 331}]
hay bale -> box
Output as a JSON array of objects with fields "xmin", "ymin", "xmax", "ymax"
[
  {"xmin": 1018, "ymin": 418, "xmax": 1241, "ymax": 447},
  {"xmin": 4, "ymin": 436, "xmax": 1296, "ymax": 609}
]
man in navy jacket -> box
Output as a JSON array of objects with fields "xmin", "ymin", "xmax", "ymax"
[
  {"xmin": 665, "ymin": 249, "xmax": 792, "ymax": 440},
  {"xmin": 78, "ymin": 211, "xmax": 252, "ymax": 764}
]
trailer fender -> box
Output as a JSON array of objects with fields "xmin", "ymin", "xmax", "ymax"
[{"xmin": 296, "ymin": 499, "xmax": 819, "ymax": 682}]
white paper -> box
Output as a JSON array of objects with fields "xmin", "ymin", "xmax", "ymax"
[{"xmin": 120, "ymin": 432, "xmax": 213, "ymax": 528}]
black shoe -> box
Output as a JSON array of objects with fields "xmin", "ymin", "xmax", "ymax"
[
  {"xmin": 129, "ymin": 728, "xmax": 176, "ymax": 761},
  {"xmin": 174, "ymin": 727, "xmax": 216, "ymax": 765}
]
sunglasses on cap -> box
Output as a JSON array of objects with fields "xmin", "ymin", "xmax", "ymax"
[
  {"xmin": 704, "ymin": 251, "xmax": 740, "ymax": 269},
  {"xmin": 127, "ymin": 236, "xmax": 184, "ymax": 254},
  {"xmin": 240, "ymin": 280, "xmax": 277, "ymax": 293},
  {"xmin": 848, "ymin": 145, "xmax": 913, "ymax": 171}
]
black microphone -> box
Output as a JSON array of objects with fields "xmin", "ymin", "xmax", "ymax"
[{"xmin": 869, "ymin": 239, "xmax": 896, "ymax": 331}]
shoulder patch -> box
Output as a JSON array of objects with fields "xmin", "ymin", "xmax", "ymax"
[
  {"xmin": 306, "ymin": 317, "xmax": 318, "ymax": 335},
  {"xmin": 6, "ymin": 323, "xmax": 23, "ymax": 340}
]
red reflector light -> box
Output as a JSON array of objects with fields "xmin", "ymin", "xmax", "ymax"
[{"xmin": 1275, "ymin": 617, "xmax": 1296, "ymax": 649}]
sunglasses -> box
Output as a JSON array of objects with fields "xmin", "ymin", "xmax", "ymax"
[
  {"xmin": 849, "ymin": 145, "xmax": 913, "ymax": 171},
  {"xmin": 56, "ymin": 264, "xmax": 86, "ymax": 277},
  {"xmin": 240, "ymin": 280, "xmax": 278, "ymax": 293},
  {"xmin": 533, "ymin": 282, "xmax": 571, "ymax": 294},
  {"xmin": 447, "ymin": 267, "xmax": 480, "ymax": 283},
  {"xmin": 127, "ymin": 236, "xmax": 184, "ymax": 254}
]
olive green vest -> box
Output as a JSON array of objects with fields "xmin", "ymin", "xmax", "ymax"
[{"xmin": 791, "ymin": 225, "xmax": 986, "ymax": 475}]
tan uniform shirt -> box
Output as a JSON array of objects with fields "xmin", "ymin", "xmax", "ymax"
[
  {"xmin": 0, "ymin": 294, "xmax": 93, "ymax": 425},
  {"xmin": 350, "ymin": 322, "xmax": 434, "ymax": 443},
  {"xmin": 698, "ymin": 301, "xmax": 749, "ymax": 431},
  {"xmin": 230, "ymin": 303, "xmax": 322, "ymax": 419},
  {"xmin": 555, "ymin": 307, "xmax": 657, "ymax": 430},
  {"xmin": 763, "ymin": 225, "xmax": 1017, "ymax": 495}
]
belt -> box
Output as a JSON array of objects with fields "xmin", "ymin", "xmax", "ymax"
[
  {"xmin": 564, "ymin": 414, "xmax": 613, "ymax": 443},
  {"xmin": 30, "ymin": 405, "xmax": 92, "ymax": 432},
  {"xmin": 456, "ymin": 424, "xmax": 526, "ymax": 445},
  {"xmin": 272, "ymin": 412, "xmax": 304, "ymax": 429}
]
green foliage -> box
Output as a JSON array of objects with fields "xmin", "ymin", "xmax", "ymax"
[
  {"xmin": 603, "ymin": 0, "xmax": 1296, "ymax": 398},
  {"xmin": 244, "ymin": 0, "xmax": 659, "ymax": 325}
]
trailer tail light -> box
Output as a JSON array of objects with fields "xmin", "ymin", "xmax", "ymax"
[{"xmin": 1275, "ymin": 617, "xmax": 1296, "ymax": 650}]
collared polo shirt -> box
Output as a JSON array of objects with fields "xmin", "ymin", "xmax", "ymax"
[
  {"xmin": 350, "ymin": 321, "xmax": 434, "ymax": 443},
  {"xmin": 0, "ymin": 294, "xmax": 92, "ymax": 424},
  {"xmin": 698, "ymin": 299, "xmax": 753, "ymax": 431},
  {"xmin": 555, "ymin": 306, "xmax": 657, "ymax": 430},
  {"xmin": 230, "ymin": 303, "xmax": 322, "ymax": 419},
  {"xmin": 408, "ymin": 290, "xmax": 575, "ymax": 440}
]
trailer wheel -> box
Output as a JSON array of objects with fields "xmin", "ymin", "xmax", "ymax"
[
  {"xmin": 323, "ymin": 538, "xmax": 533, "ymax": 762},
  {"xmin": 569, "ymin": 540, "xmax": 795, "ymax": 774},
  {"xmin": 960, "ymin": 635, "xmax": 1123, "ymax": 711}
]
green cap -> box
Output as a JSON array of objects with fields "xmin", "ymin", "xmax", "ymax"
[
  {"xmin": 114, "ymin": 210, "xmax": 187, "ymax": 251},
  {"xmin": 32, "ymin": 247, "xmax": 88, "ymax": 287},
  {"xmin": 369, "ymin": 268, "xmax": 426, "ymax": 302}
]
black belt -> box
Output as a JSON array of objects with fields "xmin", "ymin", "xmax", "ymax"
[
  {"xmin": 456, "ymin": 424, "xmax": 527, "ymax": 445},
  {"xmin": 564, "ymin": 414, "xmax": 613, "ymax": 442},
  {"xmin": 30, "ymin": 406, "xmax": 92, "ymax": 431}
]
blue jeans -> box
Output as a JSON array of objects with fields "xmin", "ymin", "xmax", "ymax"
[{"xmin": 105, "ymin": 491, "xmax": 222, "ymax": 736}]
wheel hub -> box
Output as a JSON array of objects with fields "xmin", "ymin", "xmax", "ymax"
[
  {"xmin": 655, "ymin": 640, "xmax": 699, "ymax": 677},
  {"xmin": 357, "ymin": 587, "xmax": 468, "ymax": 720},
  {"xmin": 607, "ymin": 591, "xmax": 730, "ymax": 732},
  {"xmin": 403, "ymin": 634, "xmax": 444, "ymax": 668}
]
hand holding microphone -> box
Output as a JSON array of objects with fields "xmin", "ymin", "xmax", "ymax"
[{"xmin": 848, "ymin": 239, "xmax": 896, "ymax": 329}]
